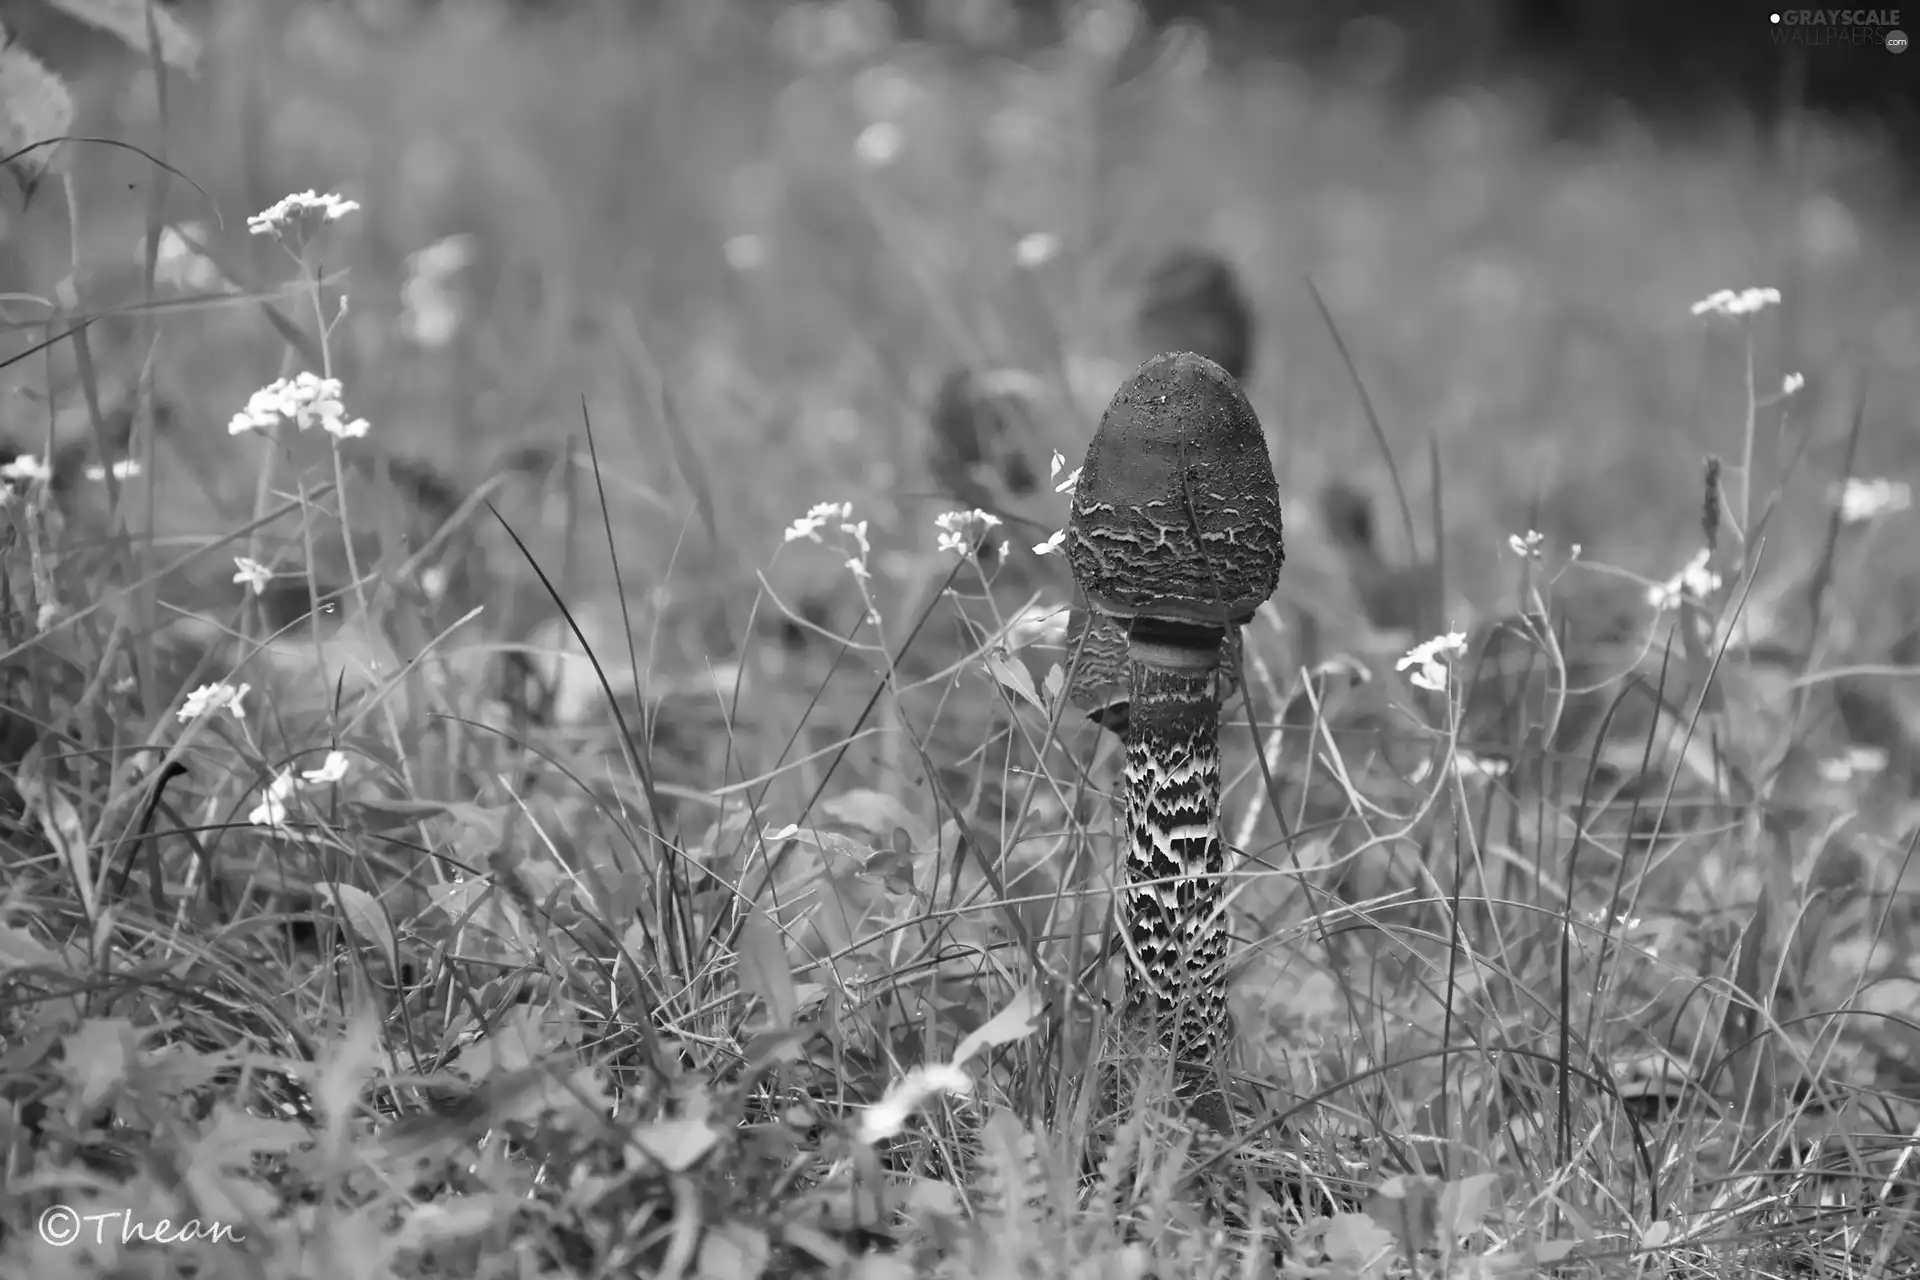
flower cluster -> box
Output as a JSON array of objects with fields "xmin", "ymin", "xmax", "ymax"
[
  {"xmin": 1399, "ymin": 631, "xmax": 1467, "ymax": 694},
  {"xmin": 177, "ymin": 682, "xmax": 252, "ymax": 723},
  {"xmin": 1690, "ymin": 286, "xmax": 1781, "ymax": 320},
  {"xmin": 854, "ymin": 121, "xmax": 904, "ymax": 169},
  {"xmin": 232, "ymin": 557, "xmax": 274, "ymax": 595},
  {"xmin": 1030, "ymin": 451, "xmax": 1082, "ymax": 556},
  {"xmin": 784, "ymin": 501, "xmax": 871, "ymax": 580},
  {"xmin": 250, "ymin": 751, "xmax": 353, "ymax": 832},
  {"xmin": 1014, "ymin": 232, "xmax": 1060, "ymax": 269},
  {"xmin": 399, "ymin": 233, "xmax": 477, "ymax": 350},
  {"xmin": 933, "ymin": 508, "xmax": 1003, "ymax": 558},
  {"xmin": 247, "ymin": 190, "xmax": 360, "ymax": 254},
  {"xmin": 84, "ymin": 459, "xmax": 141, "ymax": 482},
  {"xmin": 1, "ymin": 454, "xmax": 52, "ymax": 485},
  {"xmin": 1507, "ymin": 529, "xmax": 1545, "ymax": 561},
  {"xmin": 784, "ymin": 500, "xmax": 854, "ymax": 544},
  {"xmin": 1050, "ymin": 449, "xmax": 1080, "ymax": 495},
  {"xmin": 146, "ymin": 222, "xmax": 225, "ymax": 292},
  {"xmin": 228, "ymin": 372, "xmax": 370, "ymax": 439},
  {"xmin": 1646, "ymin": 548, "xmax": 1721, "ymax": 611},
  {"xmin": 1836, "ymin": 475, "xmax": 1913, "ymax": 524},
  {"xmin": 1818, "ymin": 745, "xmax": 1889, "ymax": 785}
]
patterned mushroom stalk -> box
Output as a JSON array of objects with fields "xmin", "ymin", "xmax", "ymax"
[
  {"xmin": 1065, "ymin": 351, "xmax": 1284, "ymax": 1092},
  {"xmin": 1064, "ymin": 594, "xmax": 1245, "ymax": 738}
]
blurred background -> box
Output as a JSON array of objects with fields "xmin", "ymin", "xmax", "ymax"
[{"xmin": 3, "ymin": 0, "xmax": 1917, "ymax": 678}]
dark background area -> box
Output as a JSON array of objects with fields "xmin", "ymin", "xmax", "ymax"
[
  {"xmin": 889, "ymin": 0, "xmax": 1920, "ymax": 156},
  {"xmin": 15, "ymin": 0, "xmax": 1915, "ymax": 149}
]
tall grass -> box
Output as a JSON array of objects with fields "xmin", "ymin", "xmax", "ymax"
[{"xmin": 0, "ymin": 1, "xmax": 1917, "ymax": 1277}]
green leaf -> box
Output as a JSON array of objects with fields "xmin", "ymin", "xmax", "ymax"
[
  {"xmin": 738, "ymin": 908, "xmax": 798, "ymax": 1030},
  {"xmin": 819, "ymin": 788, "xmax": 935, "ymax": 849},
  {"xmin": 1439, "ymin": 1172, "xmax": 1501, "ymax": 1238},
  {"xmin": 986, "ymin": 649, "xmax": 1045, "ymax": 713},
  {"xmin": 951, "ymin": 985, "xmax": 1041, "ymax": 1068},
  {"xmin": 1366, "ymin": 1175, "xmax": 1441, "ymax": 1256},
  {"xmin": 697, "ymin": 1222, "xmax": 770, "ymax": 1280},
  {"xmin": 1322, "ymin": 1211, "xmax": 1396, "ymax": 1276},
  {"xmin": 61, "ymin": 1019, "xmax": 136, "ymax": 1113},
  {"xmin": 632, "ymin": 1116, "xmax": 717, "ymax": 1172},
  {"xmin": 315, "ymin": 882, "xmax": 399, "ymax": 970}
]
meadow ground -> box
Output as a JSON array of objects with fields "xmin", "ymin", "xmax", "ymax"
[{"xmin": 2, "ymin": 1, "xmax": 1919, "ymax": 1277}]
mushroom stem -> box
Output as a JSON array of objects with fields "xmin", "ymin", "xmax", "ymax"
[
  {"xmin": 1064, "ymin": 349, "xmax": 1283, "ymax": 1133},
  {"xmin": 1118, "ymin": 617, "xmax": 1233, "ymax": 1083}
]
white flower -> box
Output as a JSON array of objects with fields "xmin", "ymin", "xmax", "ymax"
[
  {"xmin": 1837, "ymin": 476, "xmax": 1912, "ymax": 524},
  {"xmin": 840, "ymin": 519, "xmax": 871, "ymax": 556},
  {"xmin": 232, "ymin": 557, "xmax": 274, "ymax": 595},
  {"xmin": 1781, "ymin": 372, "xmax": 1806, "ymax": 396},
  {"xmin": 1014, "ymin": 232, "xmax": 1060, "ymax": 269},
  {"xmin": 1, "ymin": 454, "xmax": 52, "ymax": 484},
  {"xmin": 1054, "ymin": 465, "xmax": 1081, "ymax": 496},
  {"xmin": 247, "ymin": 190, "xmax": 361, "ymax": 250},
  {"xmin": 177, "ymin": 681, "xmax": 251, "ymax": 723},
  {"xmin": 1646, "ymin": 548, "xmax": 1721, "ymax": 611},
  {"xmin": 854, "ymin": 121, "xmax": 904, "ymax": 169},
  {"xmin": 1033, "ymin": 528, "xmax": 1067, "ymax": 556},
  {"xmin": 1454, "ymin": 750, "xmax": 1512, "ymax": 782},
  {"xmin": 1690, "ymin": 286, "xmax": 1781, "ymax": 320},
  {"xmin": 145, "ymin": 223, "xmax": 225, "ymax": 292},
  {"xmin": 934, "ymin": 508, "xmax": 1002, "ymax": 556},
  {"xmin": 1398, "ymin": 631, "xmax": 1468, "ymax": 694},
  {"xmin": 1507, "ymin": 529, "xmax": 1545, "ymax": 560},
  {"xmin": 301, "ymin": 750, "xmax": 351, "ymax": 786},
  {"xmin": 1049, "ymin": 450, "xmax": 1067, "ymax": 483},
  {"xmin": 407, "ymin": 232, "xmax": 477, "ymax": 282},
  {"xmin": 36, "ymin": 602, "xmax": 62, "ymax": 632},
  {"xmin": 722, "ymin": 234, "xmax": 768, "ymax": 272},
  {"xmin": 399, "ymin": 280, "xmax": 461, "ymax": 349},
  {"xmin": 83, "ymin": 459, "xmax": 141, "ymax": 482},
  {"xmin": 855, "ymin": 1063, "xmax": 974, "ymax": 1144},
  {"xmin": 784, "ymin": 501, "xmax": 854, "ymax": 544},
  {"xmin": 249, "ymin": 767, "xmax": 300, "ymax": 830},
  {"xmin": 228, "ymin": 372, "xmax": 370, "ymax": 439},
  {"xmin": 845, "ymin": 556, "xmax": 870, "ymax": 580}
]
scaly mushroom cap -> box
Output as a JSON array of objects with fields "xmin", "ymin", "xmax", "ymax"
[{"xmin": 1066, "ymin": 352, "xmax": 1282, "ymax": 628}]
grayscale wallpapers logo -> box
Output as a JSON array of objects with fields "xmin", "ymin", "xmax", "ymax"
[{"xmin": 1770, "ymin": 9, "xmax": 1909, "ymax": 49}]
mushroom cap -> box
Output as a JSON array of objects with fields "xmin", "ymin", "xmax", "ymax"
[
  {"xmin": 1135, "ymin": 247, "xmax": 1255, "ymax": 384},
  {"xmin": 1066, "ymin": 352, "xmax": 1283, "ymax": 627},
  {"xmin": 928, "ymin": 366, "xmax": 1044, "ymax": 508}
]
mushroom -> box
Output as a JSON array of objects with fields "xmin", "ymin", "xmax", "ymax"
[
  {"xmin": 1134, "ymin": 247, "xmax": 1256, "ymax": 384},
  {"xmin": 1065, "ymin": 350, "xmax": 1283, "ymax": 1118},
  {"xmin": 1067, "ymin": 247, "xmax": 1258, "ymax": 735},
  {"xmin": 927, "ymin": 368, "xmax": 1043, "ymax": 508}
]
